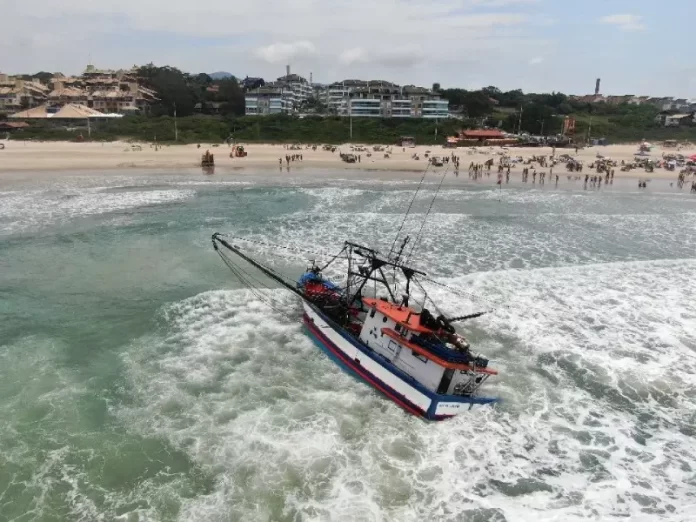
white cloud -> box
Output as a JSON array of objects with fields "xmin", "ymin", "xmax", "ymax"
[
  {"xmin": 339, "ymin": 46, "xmax": 426, "ymax": 68},
  {"xmin": 339, "ymin": 48, "xmax": 369, "ymax": 66},
  {"xmin": 5, "ymin": 0, "xmax": 688, "ymax": 96},
  {"xmin": 255, "ymin": 41, "xmax": 317, "ymax": 64},
  {"xmin": 0, "ymin": 0, "xmax": 548, "ymax": 85},
  {"xmin": 599, "ymin": 14, "xmax": 646, "ymax": 32},
  {"xmin": 529, "ymin": 56, "xmax": 544, "ymax": 65}
]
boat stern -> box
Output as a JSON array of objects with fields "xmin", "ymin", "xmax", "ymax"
[{"xmin": 426, "ymin": 396, "xmax": 499, "ymax": 420}]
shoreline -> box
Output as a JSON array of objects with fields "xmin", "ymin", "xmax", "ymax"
[{"xmin": 0, "ymin": 140, "xmax": 694, "ymax": 182}]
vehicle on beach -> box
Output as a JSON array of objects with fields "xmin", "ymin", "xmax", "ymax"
[{"xmin": 212, "ymin": 234, "xmax": 499, "ymax": 420}]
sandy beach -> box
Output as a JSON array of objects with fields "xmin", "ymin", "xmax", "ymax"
[{"xmin": 0, "ymin": 140, "xmax": 694, "ymax": 181}]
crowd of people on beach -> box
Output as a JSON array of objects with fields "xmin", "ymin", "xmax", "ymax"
[
  {"xmin": 279, "ymin": 153, "xmax": 303, "ymax": 169},
  {"xmin": 246, "ymin": 141, "xmax": 696, "ymax": 193}
]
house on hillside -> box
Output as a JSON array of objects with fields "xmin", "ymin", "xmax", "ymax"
[
  {"xmin": 194, "ymin": 102, "xmax": 223, "ymax": 114},
  {"xmin": 0, "ymin": 75, "xmax": 49, "ymax": 114},
  {"xmin": 655, "ymin": 111, "xmax": 696, "ymax": 127}
]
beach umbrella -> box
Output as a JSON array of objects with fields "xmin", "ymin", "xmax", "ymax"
[{"xmin": 689, "ymin": 154, "xmax": 696, "ymax": 161}]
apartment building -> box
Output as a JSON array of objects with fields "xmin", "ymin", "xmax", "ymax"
[
  {"xmin": 276, "ymin": 72, "xmax": 313, "ymax": 108},
  {"xmin": 317, "ymin": 80, "xmax": 448, "ymax": 118},
  {"xmin": 0, "ymin": 75, "xmax": 49, "ymax": 114},
  {"xmin": 245, "ymin": 86, "xmax": 293, "ymax": 115},
  {"xmin": 244, "ymin": 66, "xmax": 315, "ymax": 115}
]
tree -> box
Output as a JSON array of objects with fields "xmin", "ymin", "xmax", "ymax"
[
  {"xmin": 298, "ymin": 97, "xmax": 327, "ymax": 114},
  {"xmin": 499, "ymin": 89, "xmax": 524, "ymax": 108},
  {"xmin": 461, "ymin": 91, "xmax": 494, "ymax": 118},
  {"xmin": 216, "ymin": 78, "xmax": 245, "ymax": 116},
  {"xmin": 521, "ymin": 103, "xmax": 556, "ymax": 135},
  {"xmin": 432, "ymin": 82, "xmax": 441, "ymax": 93},
  {"xmin": 136, "ymin": 64, "xmax": 199, "ymax": 116},
  {"xmin": 439, "ymin": 88, "xmax": 468, "ymax": 108}
]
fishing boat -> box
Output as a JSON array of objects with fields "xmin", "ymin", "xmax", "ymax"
[{"xmin": 212, "ymin": 233, "xmax": 499, "ymax": 421}]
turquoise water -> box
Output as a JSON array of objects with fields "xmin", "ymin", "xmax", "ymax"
[{"xmin": 1, "ymin": 170, "xmax": 695, "ymax": 521}]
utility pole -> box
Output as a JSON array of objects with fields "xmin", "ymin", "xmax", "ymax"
[
  {"xmin": 540, "ymin": 119, "xmax": 545, "ymax": 137},
  {"xmin": 349, "ymin": 104, "xmax": 353, "ymax": 140},
  {"xmin": 517, "ymin": 106, "xmax": 523, "ymax": 135},
  {"xmin": 174, "ymin": 102, "xmax": 179, "ymax": 142},
  {"xmin": 587, "ymin": 114, "xmax": 593, "ymax": 144}
]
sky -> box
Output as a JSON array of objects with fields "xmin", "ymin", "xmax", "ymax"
[{"xmin": 1, "ymin": 0, "xmax": 694, "ymax": 97}]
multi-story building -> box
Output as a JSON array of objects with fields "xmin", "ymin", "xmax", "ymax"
[
  {"xmin": 0, "ymin": 75, "xmax": 49, "ymax": 114},
  {"xmin": 276, "ymin": 72, "xmax": 313, "ymax": 108},
  {"xmin": 346, "ymin": 81, "xmax": 448, "ymax": 118},
  {"xmin": 421, "ymin": 99, "xmax": 449, "ymax": 119},
  {"xmin": 2, "ymin": 66, "xmax": 158, "ymax": 117},
  {"xmin": 244, "ymin": 67, "xmax": 315, "ymax": 115},
  {"xmin": 348, "ymin": 98, "xmax": 382, "ymax": 117},
  {"xmin": 245, "ymin": 86, "xmax": 292, "ymax": 115},
  {"xmin": 391, "ymin": 99, "xmax": 412, "ymax": 118},
  {"xmin": 244, "ymin": 73, "xmax": 449, "ymax": 118}
]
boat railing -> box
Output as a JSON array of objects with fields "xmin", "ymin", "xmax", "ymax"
[{"xmin": 410, "ymin": 334, "xmax": 474, "ymax": 364}]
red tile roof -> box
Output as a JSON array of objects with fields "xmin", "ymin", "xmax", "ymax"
[{"xmin": 460, "ymin": 129, "xmax": 505, "ymax": 139}]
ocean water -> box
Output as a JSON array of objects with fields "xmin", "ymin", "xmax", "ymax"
[{"xmin": 1, "ymin": 170, "xmax": 695, "ymax": 522}]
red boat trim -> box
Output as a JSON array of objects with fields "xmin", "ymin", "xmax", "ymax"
[{"xmin": 303, "ymin": 314, "xmax": 428, "ymax": 419}]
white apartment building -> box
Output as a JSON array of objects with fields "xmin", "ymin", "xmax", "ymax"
[
  {"xmin": 245, "ymin": 67, "xmax": 314, "ymax": 115},
  {"xmin": 245, "ymin": 87, "xmax": 292, "ymax": 115},
  {"xmin": 320, "ymin": 80, "xmax": 448, "ymax": 118},
  {"xmin": 244, "ymin": 74, "xmax": 449, "ymax": 118},
  {"xmin": 421, "ymin": 99, "xmax": 449, "ymax": 119},
  {"xmin": 348, "ymin": 98, "xmax": 382, "ymax": 117},
  {"xmin": 391, "ymin": 99, "xmax": 412, "ymax": 117}
]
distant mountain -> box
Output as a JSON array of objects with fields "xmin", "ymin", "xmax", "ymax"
[{"xmin": 209, "ymin": 71, "xmax": 234, "ymax": 80}]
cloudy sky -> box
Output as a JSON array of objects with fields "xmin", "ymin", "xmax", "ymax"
[{"xmin": 1, "ymin": 0, "xmax": 694, "ymax": 96}]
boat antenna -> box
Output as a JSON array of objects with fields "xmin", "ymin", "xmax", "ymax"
[
  {"xmin": 406, "ymin": 164, "xmax": 449, "ymax": 263},
  {"xmin": 387, "ymin": 162, "xmax": 431, "ymax": 260}
]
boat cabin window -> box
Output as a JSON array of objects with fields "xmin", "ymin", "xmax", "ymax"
[
  {"xmin": 382, "ymin": 316, "xmax": 388, "ymax": 323},
  {"xmin": 395, "ymin": 324, "xmax": 402, "ymax": 333},
  {"xmin": 369, "ymin": 309, "xmax": 376, "ymax": 318}
]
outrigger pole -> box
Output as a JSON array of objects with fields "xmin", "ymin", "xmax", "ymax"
[{"xmin": 447, "ymin": 311, "xmax": 489, "ymax": 323}]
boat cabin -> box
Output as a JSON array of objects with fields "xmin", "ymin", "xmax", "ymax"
[{"xmin": 357, "ymin": 298, "xmax": 496, "ymax": 397}]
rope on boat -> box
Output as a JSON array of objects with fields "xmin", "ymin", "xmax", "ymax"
[
  {"xmin": 214, "ymin": 239, "xmax": 300, "ymax": 321},
  {"xmin": 420, "ymin": 276, "xmax": 508, "ymax": 311},
  {"xmin": 406, "ymin": 164, "xmax": 450, "ymax": 264},
  {"xmin": 215, "ymin": 234, "xmax": 343, "ymax": 260},
  {"xmin": 387, "ymin": 162, "xmax": 432, "ymax": 259}
]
